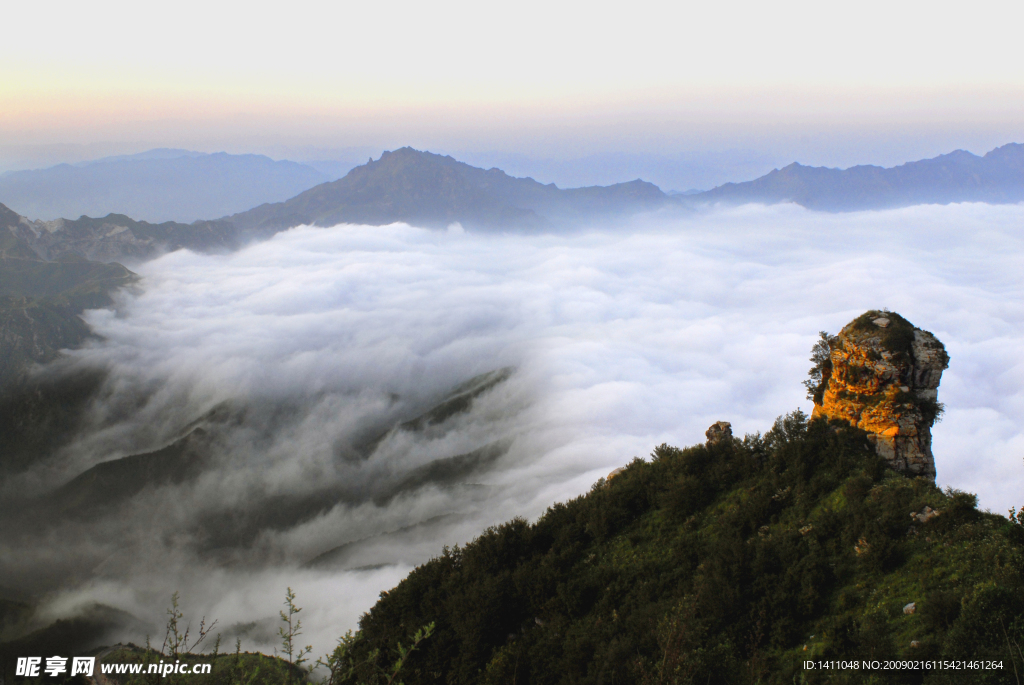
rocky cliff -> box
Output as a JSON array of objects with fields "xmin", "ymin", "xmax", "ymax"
[{"xmin": 809, "ymin": 310, "xmax": 948, "ymax": 479}]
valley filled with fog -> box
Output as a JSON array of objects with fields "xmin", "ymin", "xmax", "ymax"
[{"xmin": 4, "ymin": 202, "xmax": 1022, "ymax": 657}]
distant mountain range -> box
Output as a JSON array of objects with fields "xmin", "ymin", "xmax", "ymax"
[
  {"xmin": 453, "ymin": 149, "xmax": 786, "ymax": 195},
  {"xmin": 0, "ymin": 142, "xmax": 676, "ymax": 381},
  {"xmin": 231, "ymin": 147, "xmax": 671, "ymax": 236},
  {"xmin": 2, "ymin": 143, "xmax": 1022, "ymax": 270},
  {"xmin": 692, "ymin": 143, "xmax": 1024, "ymax": 211},
  {"xmin": 0, "ymin": 149, "xmax": 330, "ymax": 223},
  {"xmin": 0, "ymin": 148, "xmax": 671, "ymax": 268}
]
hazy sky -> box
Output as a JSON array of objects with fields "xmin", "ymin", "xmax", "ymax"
[{"xmin": 3, "ymin": 0, "xmax": 1023, "ymax": 168}]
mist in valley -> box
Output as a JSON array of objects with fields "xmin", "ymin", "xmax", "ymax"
[{"xmin": 2, "ymin": 202, "xmax": 1022, "ymax": 657}]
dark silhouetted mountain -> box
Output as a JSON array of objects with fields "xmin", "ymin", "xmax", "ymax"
[
  {"xmin": 693, "ymin": 143, "xmax": 1024, "ymax": 211},
  {"xmin": 6, "ymin": 367, "xmax": 514, "ymax": 559},
  {"xmin": 230, "ymin": 147, "xmax": 671, "ymax": 236},
  {"xmin": 0, "ymin": 603, "xmax": 148, "ymax": 672},
  {"xmin": 0, "ymin": 149, "xmax": 330, "ymax": 223},
  {"xmin": 53, "ymin": 428, "xmax": 212, "ymax": 515},
  {"xmin": 0, "ymin": 205, "xmax": 231, "ymax": 474}
]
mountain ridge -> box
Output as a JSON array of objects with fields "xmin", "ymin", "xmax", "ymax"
[
  {"xmin": 1, "ymin": 202, "xmax": 238, "ymax": 265},
  {"xmin": 4, "ymin": 143, "xmax": 1023, "ymax": 266},
  {"xmin": 0, "ymin": 149, "xmax": 672, "ymax": 265},
  {"xmin": 692, "ymin": 142, "xmax": 1024, "ymax": 211},
  {"xmin": 0, "ymin": 209, "xmax": 136, "ymax": 387},
  {"xmin": 230, "ymin": 147, "xmax": 671, "ymax": 235}
]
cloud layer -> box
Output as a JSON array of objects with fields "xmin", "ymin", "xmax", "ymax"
[{"xmin": 7, "ymin": 202, "xmax": 1023, "ymax": 655}]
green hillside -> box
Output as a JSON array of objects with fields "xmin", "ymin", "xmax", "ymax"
[
  {"xmin": 0, "ymin": 231, "xmax": 133, "ymax": 388},
  {"xmin": 334, "ymin": 413, "xmax": 1024, "ymax": 684},
  {"xmin": 0, "ymin": 220, "xmax": 136, "ymax": 472}
]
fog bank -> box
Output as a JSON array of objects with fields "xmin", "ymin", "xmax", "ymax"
[{"xmin": 7, "ymin": 202, "xmax": 1023, "ymax": 655}]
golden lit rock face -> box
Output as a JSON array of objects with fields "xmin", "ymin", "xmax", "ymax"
[
  {"xmin": 811, "ymin": 311, "xmax": 948, "ymax": 479},
  {"xmin": 705, "ymin": 421, "xmax": 733, "ymax": 445}
]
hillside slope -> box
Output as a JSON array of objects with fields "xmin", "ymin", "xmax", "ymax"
[
  {"xmin": 0, "ymin": 206, "xmax": 138, "ymax": 472},
  {"xmin": 1, "ymin": 201, "xmax": 238, "ymax": 265},
  {"xmin": 338, "ymin": 417, "xmax": 1024, "ymax": 684},
  {"xmin": 694, "ymin": 143, "xmax": 1024, "ymax": 211},
  {"xmin": 0, "ymin": 210, "xmax": 135, "ymax": 387}
]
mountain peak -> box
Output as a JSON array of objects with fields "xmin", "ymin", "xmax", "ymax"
[
  {"xmin": 230, "ymin": 149, "xmax": 670, "ymax": 235},
  {"xmin": 984, "ymin": 141, "xmax": 1024, "ymax": 162}
]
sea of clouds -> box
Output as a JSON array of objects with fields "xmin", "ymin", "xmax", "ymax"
[{"xmin": 17, "ymin": 202, "xmax": 1024, "ymax": 656}]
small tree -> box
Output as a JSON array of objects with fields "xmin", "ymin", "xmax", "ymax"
[
  {"xmin": 318, "ymin": 622, "xmax": 435, "ymax": 685},
  {"xmin": 161, "ymin": 591, "xmax": 217, "ymax": 658},
  {"xmin": 804, "ymin": 331, "xmax": 837, "ymax": 404},
  {"xmin": 279, "ymin": 587, "xmax": 313, "ymax": 667},
  {"xmin": 1009, "ymin": 506, "xmax": 1024, "ymax": 526}
]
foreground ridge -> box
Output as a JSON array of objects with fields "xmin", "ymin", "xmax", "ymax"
[
  {"xmin": 338, "ymin": 412, "xmax": 1023, "ymax": 683},
  {"xmin": 331, "ymin": 321, "xmax": 1019, "ymax": 684}
]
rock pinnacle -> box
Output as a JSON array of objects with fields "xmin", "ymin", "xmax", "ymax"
[{"xmin": 809, "ymin": 310, "xmax": 948, "ymax": 479}]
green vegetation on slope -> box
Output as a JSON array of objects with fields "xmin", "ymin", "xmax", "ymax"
[
  {"xmin": 0, "ymin": 228, "xmax": 134, "ymax": 485},
  {"xmin": 0, "ymin": 227, "xmax": 134, "ymax": 470},
  {"xmin": 340, "ymin": 413, "xmax": 1024, "ymax": 684},
  {"xmin": 0, "ymin": 226, "xmax": 134, "ymax": 386}
]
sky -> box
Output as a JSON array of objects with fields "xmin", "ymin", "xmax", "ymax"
[
  {"xmin": 6, "ymin": 203, "xmax": 1022, "ymax": 656},
  {"xmin": 2, "ymin": 0, "xmax": 1023, "ymax": 173}
]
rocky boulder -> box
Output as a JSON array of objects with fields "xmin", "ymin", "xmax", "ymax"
[
  {"xmin": 705, "ymin": 421, "xmax": 733, "ymax": 445},
  {"xmin": 808, "ymin": 310, "xmax": 948, "ymax": 479}
]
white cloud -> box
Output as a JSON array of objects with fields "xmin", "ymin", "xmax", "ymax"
[{"xmin": 10, "ymin": 201, "xmax": 1024, "ymax": 655}]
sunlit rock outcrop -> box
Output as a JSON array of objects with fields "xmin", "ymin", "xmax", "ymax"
[
  {"xmin": 705, "ymin": 421, "xmax": 733, "ymax": 445},
  {"xmin": 809, "ymin": 310, "xmax": 948, "ymax": 479}
]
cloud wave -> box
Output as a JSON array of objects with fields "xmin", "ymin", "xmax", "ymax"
[{"xmin": 5, "ymin": 201, "xmax": 1023, "ymax": 655}]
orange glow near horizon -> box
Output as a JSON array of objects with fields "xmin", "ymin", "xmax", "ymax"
[{"xmin": 3, "ymin": 0, "xmax": 1023, "ymax": 156}]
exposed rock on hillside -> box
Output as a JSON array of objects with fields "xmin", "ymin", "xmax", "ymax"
[
  {"xmin": 705, "ymin": 421, "xmax": 733, "ymax": 445},
  {"xmin": 809, "ymin": 310, "xmax": 948, "ymax": 479},
  {"xmin": 335, "ymin": 409, "xmax": 1024, "ymax": 682}
]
